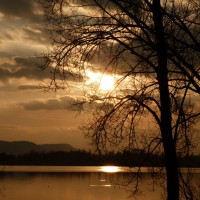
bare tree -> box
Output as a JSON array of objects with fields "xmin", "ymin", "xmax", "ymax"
[{"xmin": 40, "ymin": 0, "xmax": 200, "ymax": 199}]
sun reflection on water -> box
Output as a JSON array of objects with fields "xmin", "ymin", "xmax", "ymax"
[{"xmin": 101, "ymin": 166, "xmax": 121, "ymax": 173}]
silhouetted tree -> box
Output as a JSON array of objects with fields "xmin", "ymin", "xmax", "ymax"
[{"xmin": 40, "ymin": 0, "xmax": 200, "ymax": 199}]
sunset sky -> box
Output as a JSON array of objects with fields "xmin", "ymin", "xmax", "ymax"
[
  {"xmin": 0, "ymin": 0, "xmax": 199, "ymax": 152},
  {"xmin": 0, "ymin": 0, "xmax": 92, "ymax": 149}
]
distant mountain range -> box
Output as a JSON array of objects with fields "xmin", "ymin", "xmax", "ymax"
[{"xmin": 0, "ymin": 140, "xmax": 78, "ymax": 155}]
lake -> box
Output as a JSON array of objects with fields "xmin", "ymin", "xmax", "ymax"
[{"xmin": 1, "ymin": 165, "xmax": 198, "ymax": 200}]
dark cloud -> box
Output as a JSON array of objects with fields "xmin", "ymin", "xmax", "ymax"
[
  {"xmin": 0, "ymin": 67, "xmax": 11, "ymax": 81},
  {"xmin": 19, "ymin": 95, "xmax": 114, "ymax": 112},
  {"xmin": 0, "ymin": 56, "xmax": 84, "ymax": 83},
  {"xmin": 0, "ymin": 0, "xmax": 41, "ymax": 22},
  {"xmin": 19, "ymin": 96, "xmax": 80, "ymax": 111},
  {"xmin": 17, "ymin": 85, "xmax": 43, "ymax": 90},
  {"xmin": 0, "ymin": 83, "xmax": 45, "ymax": 92},
  {"xmin": 0, "ymin": 57, "xmax": 49, "ymax": 81},
  {"xmin": 22, "ymin": 27, "xmax": 50, "ymax": 44},
  {"xmin": 14, "ymin": 56, "xmax": 44, "ymax": 68},
  {"xmin": 1, "ymin": 32, "xmax": 13, "ymax": 40},
  {"xmin": 0, "ymin": 0, "xmax": 49, "ymax": 58},
  {"xmin": 20, "ymin": 99, "xmax": 63, "ymax": 110}
]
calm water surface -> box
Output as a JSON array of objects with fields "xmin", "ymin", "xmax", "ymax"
[{"xmin": 0, "ymin": 166, "xmax": 168, "ymax": 200}]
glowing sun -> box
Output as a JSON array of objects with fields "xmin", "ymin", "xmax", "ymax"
[
  {"xmin": 99, "ymin": 74, "xmax": 115, "ymax": 91},
  {"xmin": 86, "ymin": 70, "xmax": 115, "ymax": 91}
]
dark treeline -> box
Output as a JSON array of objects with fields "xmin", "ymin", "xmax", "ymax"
[{"xmin": 0, "ymin": 150, "xmax": 200, "ymax": 167}]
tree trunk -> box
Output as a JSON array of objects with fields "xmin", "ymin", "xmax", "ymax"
[{"xmin": 152, "ymin": 1, "xmax": 179, "ymax": 200}]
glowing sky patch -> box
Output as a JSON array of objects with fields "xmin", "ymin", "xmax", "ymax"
[{"xmin": 86, "ymin": 69, "xmax": 115, "ymax": 91}]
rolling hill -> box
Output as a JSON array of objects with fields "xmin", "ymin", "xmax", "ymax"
[{"xmin": 0, "ymin": 140, "xmax": 78, "ymax": 155}]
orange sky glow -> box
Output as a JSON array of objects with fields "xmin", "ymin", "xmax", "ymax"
[{"xmin": 0, "ymin": 0, "xmax": 199, "ymax": 152}]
